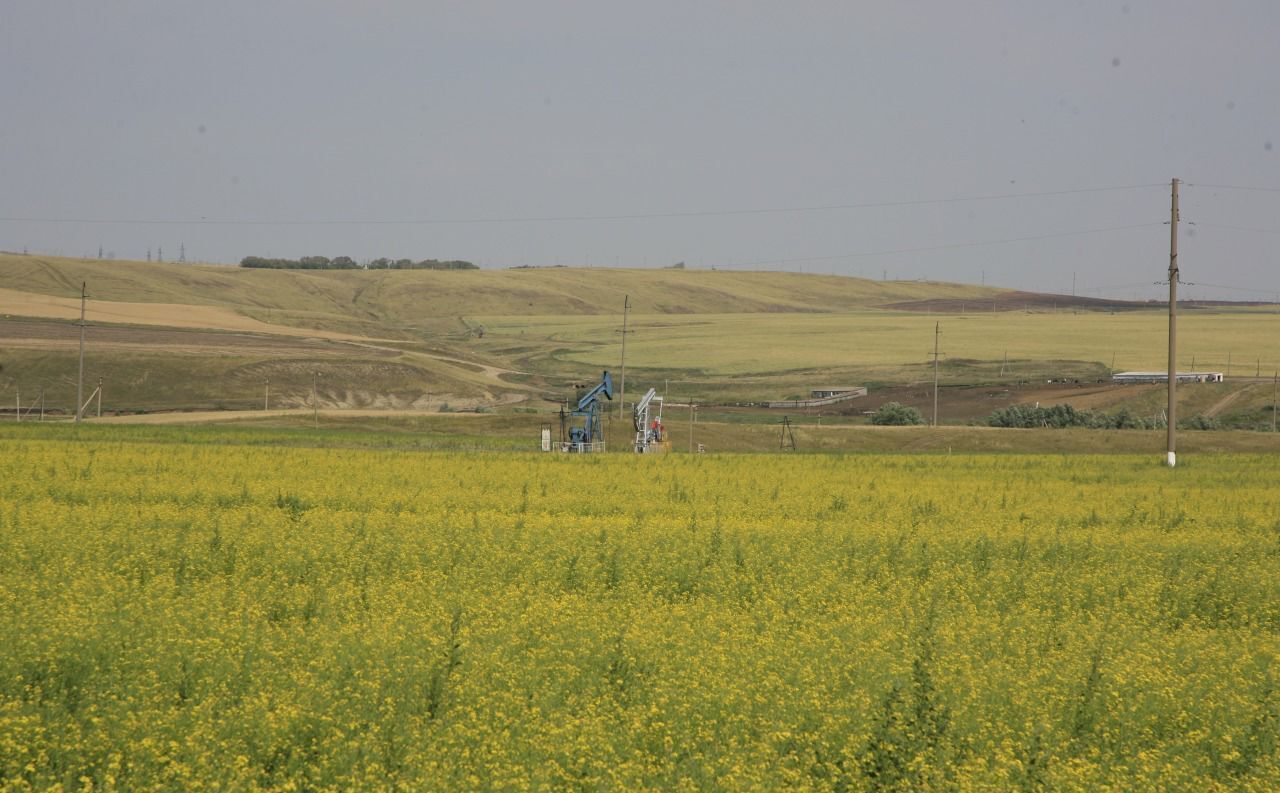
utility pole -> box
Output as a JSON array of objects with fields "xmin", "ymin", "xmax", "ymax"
[
  {"xmin": 96, "ymin": 377, "xmax": 102, "ymax": 417},
  {"xmin": 1273, "ymin": 371, "xmax": 1278, "ymax": 433},
  {"xmin": 76, "ymin": 282, "xmax": 87, "ymax": 424},
  {"xmin": 780, "ymin": 415, "xmax": 797, "ymax": 451},
  {"xmin": 931, "ymin": 322, "xmax": 942, "ymax": 427},
  {"xmin": 312, "ymin": 371, "xmax": 319, "ymax": 429},
  {"xmin": 688, "ymin": 401, "xmax": 695, "ymax": 453},
  {"xmin": 1166, "ymin": 177, "xmax": 1179, "ymax": 467},
  {"xmin": 265, "ymin": 377, "xmax": 270, "ymax": 411},
  {"xmin": 617, "ymin": 295, "xmax": 630, "ymax": 419}
]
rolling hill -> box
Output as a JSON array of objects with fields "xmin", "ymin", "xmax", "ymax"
[{"xmin": 1, "ymin": 252, "xmax": 1276, "ymax": 429}]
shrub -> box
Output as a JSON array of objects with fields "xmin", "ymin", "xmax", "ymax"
[
  {"xmin": 1180, "ymin": 414, "xmax": 1220, "ymax": 431},
  {"xmin": 871, "ymin": 402, "xmax": 924, "ymax": 426}
]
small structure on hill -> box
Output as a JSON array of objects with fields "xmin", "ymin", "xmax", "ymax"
[
  {"xmin": 1112, "ymin": 371, "xmax": 1224, "ymax": 384},
  {"xmin": 763, "ymin": 386, "xmax": 867, "ymax": 409}
]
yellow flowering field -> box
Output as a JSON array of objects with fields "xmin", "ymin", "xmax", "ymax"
[{"xmin": 1, "ymin": 434, "xmax": 1278, "ymax": 791}]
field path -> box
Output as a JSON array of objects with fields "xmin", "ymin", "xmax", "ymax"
[
  {"xmin": 0, "ymin": 287, "xmax": 366, "ymax": 341},
  {"xmin": 1203, "ymin": 384, "xmax": 1256, "ymax": 417},
  {"xmin": 89, "ymin": 408, "xmax": 498, "ymax": 425},
  {"xmin": 1, "ymin": 285, "xmax": 528, "ymax": 393}
]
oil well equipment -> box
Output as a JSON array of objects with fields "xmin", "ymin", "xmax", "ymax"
[
  {"xmin": 555, "ymin": 371, "xmax": 613, "ymax": 452},
  {"xmin": 632, "ymin": 387, "xmax": 670, "ymax": 453}
]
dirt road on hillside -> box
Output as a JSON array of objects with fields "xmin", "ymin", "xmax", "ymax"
[{"xmin": 89, "ymin": 408, "xmax": 498, "ymax": 425}]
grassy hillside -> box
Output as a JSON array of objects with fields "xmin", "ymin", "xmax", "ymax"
[
  {"xmin": 0, "ymin": 253, "xmax": 1004, "ymax": 325},
  {"xmin": 475, "ymin": 310, "xmax": 1280, "ymax": 376},
  {"xmin": 2, "ymin": 252, "xmax": 1277, "ymax": 427}
]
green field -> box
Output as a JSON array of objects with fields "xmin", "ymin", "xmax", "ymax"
[
  {"xmin": 480, "ymin": 310, "xmax": 1280, "ymax": 376},
  {"xmin": 2, "ymin": 427, "xmax": 1278, "ymax": 790}
]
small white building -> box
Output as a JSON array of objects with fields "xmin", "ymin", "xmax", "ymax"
[
  {"xmin": 1112, "ymin": 371, "xmax": 1224, "ymax": 384},
  {"xmin": 810, "ymin": 387, "xmax": 865, "ymax": 399}
]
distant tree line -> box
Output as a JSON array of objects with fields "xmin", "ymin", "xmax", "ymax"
[{"xmin": 240, "ymin": 256, "xmax": 476, "ymax": 270}]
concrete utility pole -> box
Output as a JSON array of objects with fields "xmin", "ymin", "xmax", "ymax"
[
  {"xmin": 76, "ymin": 282, "xmax": 87, "ymax": 424},
  {"xmin": 688, "ymin": 401, "xmax": 696, "ymax": 453},
  {"xmin": 618, "ymin": 295, "xmax": 630, "ymax": 419},
  {"xmin": 1166, "ymin": 178, "xmax": 1179, "ymax": 467},
  {"xmin": 932, "ymin": 322, "xmax": 942, "ymax": 427}
]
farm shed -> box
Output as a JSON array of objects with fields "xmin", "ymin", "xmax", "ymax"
[{"xmin": 1112, "ymin": 371, "xmax": 1224, "ymax": 384}]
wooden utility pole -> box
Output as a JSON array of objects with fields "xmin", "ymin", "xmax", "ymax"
[
  {"xmin": 76, "ymin": 282, "xmax": 86, "ymax": 424},
  {"xmin": 312, "ymin": 371, "xmax": 319, "ymax": 429},
  {"xmin": 1166, "ymin": 178, "xmax": 1179, "ymax": 467},
  {"xmin": 265, "ymin": 377, "xmax": 270, "ymax": 411},
  {"xmin": 931, "ymin": 322, "xmax": 942, "ymax": 427},
  {"xmin": 96, "ymin": 378, "xmax": 102, "ymax": 418},
  {"xmin": 618, "ymin": 295, "xmax": 630, "ymax": 419},
  {"xmin": 1273, "ymin": 371, "xmax": 1278, "ymax": 433}
]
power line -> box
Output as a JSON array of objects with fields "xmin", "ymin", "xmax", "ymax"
[
  {"xmin": 1181, "ymin": 281, "xmax": 1279, "ymax": 296},
  {"xmin": 714, "ymin": 222, "xmax": 1164, "ymax": 269},
  {"xmin": 1185, "ymin": 183, "xmax": 1280, "ymax": 193},
  {"xmin": 0, "ymin": 183, "xmax": 1165, "ymax": 227},
  {"xmin": 1193, "ymin": 221, "xmax": 1280, "ymax": 235}
]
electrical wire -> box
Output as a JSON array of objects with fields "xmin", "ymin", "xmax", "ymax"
[
  {"xmin": 1181, "ymin": 281, "xmax": 1280, "ymax": 296},
  {"xmin": 0, "ymin": 183, "xmax": 1167, "ymax": 227},
  {"xmin": 1193, "ymin": 221, "xmax": 1280, "ymax": 235},
  {"xmin": 712, "ymin": 222, "xmax": 1164, "ymax": 269},
  {"xmin": 1185, "ymin": 183, "xmax": 1280, "ymax": 193}
]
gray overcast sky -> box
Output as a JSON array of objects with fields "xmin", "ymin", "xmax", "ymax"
[{"xmin": 2, "ymin": 1, "xmax": 1278, "ymax": 300}]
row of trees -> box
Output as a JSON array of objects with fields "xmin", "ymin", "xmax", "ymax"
[
  {"xmin": 986, "ymin": 403, "xmax": 1221, "ymax": 430},
  {"xmin": 240, "ymin": 256, "xmax": 476, "ymax": 270},
  {"xmin": 868, "ymin": 401, "xmax": 1221, "ymax": 430}
]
